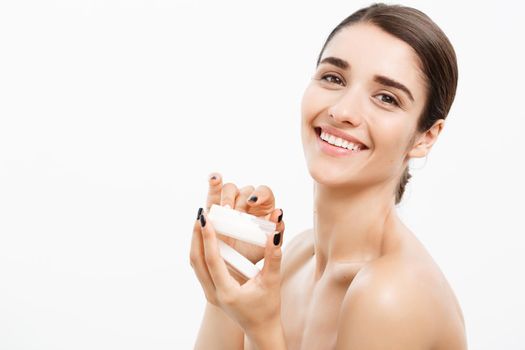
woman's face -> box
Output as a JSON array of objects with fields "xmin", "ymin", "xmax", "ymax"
[{"xmin": 301, "ymin": 23, "xmax": 428, "ymax": 190}]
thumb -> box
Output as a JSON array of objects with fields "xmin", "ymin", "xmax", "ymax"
[{"xmin": 261, "ymin": 229, "xmax": 283, "ymax": 286}]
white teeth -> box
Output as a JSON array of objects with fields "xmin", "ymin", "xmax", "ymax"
[{"xmin": 319, "ymin": 130, "xmax": 363, "ymax": 151}]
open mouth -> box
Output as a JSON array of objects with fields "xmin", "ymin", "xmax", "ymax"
[{"xmin": 314, "ymin": 127, "xmax": 368, "ymax": 153}]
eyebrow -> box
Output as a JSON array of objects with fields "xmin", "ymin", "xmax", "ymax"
[
  {"xmin": 318, "ymin": 56, "xmax": 415, "ymax": 102},
  {"xmin": 373, "ymin": 75, "xmax": 414, "ymax": 102},
  {"xmin": 318, "ymin": 56, "xmax": 349, "ymax": 70}
]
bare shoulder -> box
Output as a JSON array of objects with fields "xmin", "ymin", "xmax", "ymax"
[
  {"xmin": 281, "ymin": 228, "xmax": 314, "ymax": 280},
  {"xmin": 336, "ymin": 230, "xmax": 467, "ymax": 349}
]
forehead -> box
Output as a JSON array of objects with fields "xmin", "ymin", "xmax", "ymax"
[{"xmin": 321, "ymin": 23, "xmax": 427, "ymax": 100}]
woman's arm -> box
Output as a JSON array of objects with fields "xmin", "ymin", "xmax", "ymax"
[
  {"xmin": 194, "ymin": 302, "xmax": 244, "ymax": 350},
  {"xmin": 243, "ymin": 317, "xmax": 287, "ymax": 350}
]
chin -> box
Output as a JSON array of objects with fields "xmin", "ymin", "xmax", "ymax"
[{"xmin": 306, "ymin": 161, "xmax": 360, "ymax": 188}]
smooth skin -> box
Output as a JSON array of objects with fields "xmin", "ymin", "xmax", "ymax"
[{"xmin": 191, "ymin": 23, "xmax": 467, "ymax": 350}]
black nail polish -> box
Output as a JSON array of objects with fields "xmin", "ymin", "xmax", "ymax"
[
  {"xmin": 197, "ymin": 207, "xmax": 203, "ymax": 220},
  {"xmin": 278, "ymin": 209, "xmax": 283, "ymax": 223},
  {"xmin": 273, "ymin": 232, "xmax": 281, "ymax": 246},
  {"xmin": 248, "ymin": 195, "xmax": 258, "ymax": 203},
  {"xmin": 211, "ymin": 176, "xmax": 217, "ymax": 180},
  {"xmin": 199, "ymin": 214, "xmax": 206, "ymax": 227}
]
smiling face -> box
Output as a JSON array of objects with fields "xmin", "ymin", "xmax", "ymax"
[{"xmin": 301, "ymin": 23, "xmax": 430, "ymax": 192}]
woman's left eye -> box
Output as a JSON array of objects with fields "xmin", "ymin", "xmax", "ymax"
[{"xmin": 375, "ymin": 93, "xmax": 399, "ymax": 107}]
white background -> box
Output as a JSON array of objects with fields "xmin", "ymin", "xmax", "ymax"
[{"xmin": 1, "ymin": 0, "xmax": 524, "ymax": 349}]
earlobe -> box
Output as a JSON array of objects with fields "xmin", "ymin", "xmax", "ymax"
[
  {"xmin": 407, "ymin": 120, "xmax": 445, "ymax": 159},
  {"xmin": 408, "ymin": 144, "xmax": 428, "ymax": 159}
]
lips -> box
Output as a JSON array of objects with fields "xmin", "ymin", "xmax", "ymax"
[
  {"xmin": 314, "ymin": 128, "xmax": 367, "ymax": 157},
  {"xmin": 314, "ymin": 126, "xmax": 368, "ymax": 150}
]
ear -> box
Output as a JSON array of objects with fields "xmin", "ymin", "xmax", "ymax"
[{"xmin": 408, "ymin": 119, "xmax": 445, "ymax": 159}]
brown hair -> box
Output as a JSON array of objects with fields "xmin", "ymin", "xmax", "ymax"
[{"xmin": 316, "ymin": 3, "xmax": 458, "ymax": 204}]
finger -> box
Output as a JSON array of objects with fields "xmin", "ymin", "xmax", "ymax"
[
  {"xmin": 199, "ymin": 211, "xmax": 238, "ymax": 291},
  {"xmin": 190, "ymin": 209, "xmax": 217, "ymax": 301},
  {"xmin": 261, "ymin": 221, "xmax": 284, "ymax": 287},
  {"xmin": 266, "ymin": 207, "xmax": 284, "ymax": 225},
  {"xmin": 234, "ymin": 185, "xmax": 255, "ymax": 212},
  {"xmin": 220, "ymin": 182, "xmax": 239, "ymax": 209},
  {"xmin": 206, "ymin": 172, "xmax": 223, "ymax": 211},
  {"xmin": 268, "ymin": 208, "xmax": 285, "ymax": 246},
  {"xmin": 246, "ymin": 185, "xmax": 275, "ymax": 217},
  {"xmin": 260, "ymin": 208, "xmax": 284, "ymax": 285}
]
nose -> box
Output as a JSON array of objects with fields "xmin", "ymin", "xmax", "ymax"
[{"xmin": 327, "ymin": 88, "xmax": 363, "ymax": 127}]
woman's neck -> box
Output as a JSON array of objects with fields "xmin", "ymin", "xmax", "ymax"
[{"xmin": 312, "ymin": 181, "xmax": 399, "ymax": 280}]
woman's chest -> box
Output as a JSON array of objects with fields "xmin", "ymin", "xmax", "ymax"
[{"xmin": 280, "ymin": 259, "xmax": 361, "ymax": 350}]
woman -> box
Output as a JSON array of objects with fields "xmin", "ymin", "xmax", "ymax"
[{"xmin": 190, "ymin": 3, "xmax": 466, "ymax": 349}]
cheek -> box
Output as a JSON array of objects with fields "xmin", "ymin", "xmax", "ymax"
[
  {"xmin": 301, "ymin": 84, "xmax": 326, "ymax": 121},
  {"xmin": 371, "ymin": 118, "xmax": 414, "ymax": 157}
]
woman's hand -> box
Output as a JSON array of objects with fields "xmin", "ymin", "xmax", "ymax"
[
  {"xmin": 205, "ymin": 172, "xmax": 280, "ymax": 264},
  {"xmin": 192, "ymin": 207, "xmax": 286, "ymax": 345}
]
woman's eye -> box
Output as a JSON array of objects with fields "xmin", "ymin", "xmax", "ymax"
[
  {"xmin": 375, "ymin": 93, "xmax": 399, "ymax": 106},
  {"xmin": 321, "ymin": 74, "xmax": 344, "ymax": 86}
]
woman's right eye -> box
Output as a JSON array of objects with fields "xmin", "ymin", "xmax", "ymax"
[{"xmin": 321, "ymin": 74, "xmax": 345, "ymax": 86}]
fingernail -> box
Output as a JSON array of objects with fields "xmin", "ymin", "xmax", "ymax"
[
  {"xmin": 199, "ymin": 213, "xmax": 206, "ymax": 227},
  {"xmin": 248, "ymin": 195, "xmax": 258, "ymax": 203},
  {"xmin": 278, "ymin": 209, "xmax": 283, "ymax": 223},
  {"xmin": 210, "ymin": 175, "xmax": 217, "ymax": 180},
  {"xmin": 273, "ymin": 232, "xmax": 281, "ymax": 246},
  {"xmin": 197, "ymin": 207, "xmax": 203, "ymax": 220}
]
